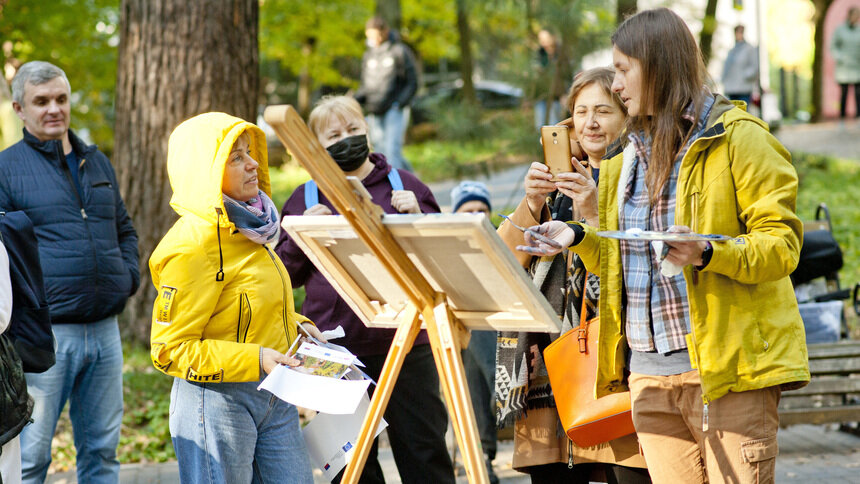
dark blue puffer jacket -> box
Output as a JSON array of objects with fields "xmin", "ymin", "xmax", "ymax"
[{"xmin": 0, "ymin": 129, "xmax": 139, "ymax": 325}]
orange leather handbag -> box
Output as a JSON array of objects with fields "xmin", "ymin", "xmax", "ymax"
[{"xmin": 543, "ymin": 275, "xmax": 635, "ymax": 447}]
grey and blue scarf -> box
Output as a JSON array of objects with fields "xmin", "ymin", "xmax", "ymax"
[{"xmin": 222, "ymin": 191, "xmax": 280, "ymax": 245}]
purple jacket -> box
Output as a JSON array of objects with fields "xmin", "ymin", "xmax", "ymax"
[{"xmin": 275, "ymin": 153, "xmax": 439, "ymax": 357}]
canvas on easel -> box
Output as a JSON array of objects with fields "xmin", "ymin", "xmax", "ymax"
[
  {"xmin": 264, "ymin": 104, "xmax": 559, "ymax": 484},
  {"xmin": 281, "ymin": 213, "xmax": 561, "ymax": 333}
]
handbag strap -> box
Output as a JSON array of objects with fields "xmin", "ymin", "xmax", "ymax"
[{"xmin": 576, "ymin": 272, "xmax": 590, "ymax": 353}]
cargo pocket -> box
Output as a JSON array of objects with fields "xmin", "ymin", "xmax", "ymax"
[{"xmin": 741, "ymin": 435, "xmax": 778, "ymax": 483}]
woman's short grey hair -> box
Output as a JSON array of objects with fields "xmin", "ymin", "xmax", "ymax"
[{"xmin": 11, "ymin": 61, "xmax": 71, "ymax": 105}]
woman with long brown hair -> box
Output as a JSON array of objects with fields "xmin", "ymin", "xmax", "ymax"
[
  {"xmin": 518, "ymin": 8, "xmax": 809, "ymax": 483},
  {"xmin": 496, "ymin": 67, "xmax": 649, "ymax": 484}
]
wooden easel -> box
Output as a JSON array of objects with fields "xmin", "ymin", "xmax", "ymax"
[{"xmin": 264, "ymin": 105, "xmax": 489, "ymax": 483}]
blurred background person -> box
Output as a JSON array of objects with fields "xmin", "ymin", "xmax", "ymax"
[
  {"xmin": 276, "ymin": 95, "xmax": 454, "ymax": 484},
  {"xmin": 530, "ymin": 28, "xmax": 573, "ymax": 131},
  {"xmin": 721, "ymin": 25, "xmax": 759, "ymax": 107},
  {"xmin": 496, "ymin": 67, "xmax": 649, "ymax": 484},
  {"xmin": 830, "ymin": 7, "xmax": 860, "ymax": 119},
  {"xmin": 354, "ymin": 16, "xmax": 418, "ymax": 172},
  {"xmin": 451, "ymin": 180, "xmax": 499, "ymax": 484}
]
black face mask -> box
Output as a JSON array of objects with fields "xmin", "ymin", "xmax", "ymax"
[{"xmin": 326, "ymin": 135, "xmax": 369, "ymax": 172}]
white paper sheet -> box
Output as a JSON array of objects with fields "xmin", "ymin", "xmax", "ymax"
[
  {"xmin": 302, "ymin": 395, "xmax": 388, "ymax": 481},
  {"xmin": 320, "ymin": 325, "xmax": 346, "ymax": 340},
  {"xmin": 258, "ymin": 364, "xmax": 371, "ymax": 414}
]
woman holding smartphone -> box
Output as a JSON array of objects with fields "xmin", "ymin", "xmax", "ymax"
[
  {"xmin": 496, "ymin": 67, "xmax": 650, "ymax": 484},
  {"xmin": 519, "ymin": 9, "xmax": 809, "ymax": 483}
]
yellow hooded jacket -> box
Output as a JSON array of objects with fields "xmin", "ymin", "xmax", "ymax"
[
  {"xmin": 572, "ymin": 96, "xmax": 810, "ymax": 405},
  {"xmin": 149, "ymin": 112, "xmax": 309, "ymax": 383}
]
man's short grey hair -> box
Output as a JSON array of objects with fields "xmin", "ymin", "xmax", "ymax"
[{"xmin": 11, "ymin": 61, "xmax": 71, "ymax": 105}]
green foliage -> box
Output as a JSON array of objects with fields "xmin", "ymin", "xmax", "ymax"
[
  {"xmin": 0, "ymin": 0, "xmax": 119, "ymax": 154},
  {"xmin": 402, "ymin": 0, "xmax": 459, "ymax": 62},
  {"xmin": 119, "ymin": 358, "xmax": 175, "ymax": 463},
  {"xmin": 793, "ymin": 152, "xmax": 860, "ymax": 297},
  {"xmin": 260, "ymin": 0, "xmax": 373, "ymax": 91},
  {"xmin": 269, "ymin": 160, "xmax": 312, "ymax": 210},
  {"xmin": 405, "ymin": 106, "xmax": 535, "ymax": 182}
]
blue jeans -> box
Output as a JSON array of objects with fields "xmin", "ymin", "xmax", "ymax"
[
  {"xmin": 170, "ymin": 377, "xmax": 313, "ymax": 484},
  {"xmin": 366, "ymin": 105, "xmax": 413, "ymax": 172},
  {"xmin": 20, "ymin": 316, "xmax": 123, "ymax": 484},
  {"xmin": 534, "ymin": 99, "xmax": 562, "ymax": 130}
]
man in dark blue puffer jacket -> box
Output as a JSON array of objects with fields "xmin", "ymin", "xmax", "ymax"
[{"xmin": 0, "ymin": 61, "xmax": 139, "ymax": 484}]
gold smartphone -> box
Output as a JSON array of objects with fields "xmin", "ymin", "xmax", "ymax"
[{"xmin": 541, "ymin": 125, "xmax": 572, "ymax": 181}]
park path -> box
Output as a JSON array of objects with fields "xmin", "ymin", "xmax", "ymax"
[{"xmin": 45, "ymin": 424, "xmax": 860, "ymax": 483}]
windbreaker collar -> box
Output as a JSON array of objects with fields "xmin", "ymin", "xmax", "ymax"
[{"xmin": 22, "ymin": 128, "xmax": 94, "ymax": 160}]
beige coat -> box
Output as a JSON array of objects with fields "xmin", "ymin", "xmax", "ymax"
[{"xmin": 498, "ymin": 198, "xmax": 646, "ymax": 470}]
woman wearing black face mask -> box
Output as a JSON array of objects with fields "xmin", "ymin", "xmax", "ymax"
[{"xmin": 275, "ymin": 96, "xmax": 455, "ymax": 484}]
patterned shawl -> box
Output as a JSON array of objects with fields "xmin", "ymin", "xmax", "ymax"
[{"xmin": 495, "ymin": 194, "xmax": 600, "ymax": 428}]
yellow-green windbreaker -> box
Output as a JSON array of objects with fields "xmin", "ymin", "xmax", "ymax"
[
  {"xmin": 149, "ymin": 112, "xmax": 309, "ymax": 383},
  {"xmin": 572, "ymin": 95, "xmax": 810, "ymax": 404}
]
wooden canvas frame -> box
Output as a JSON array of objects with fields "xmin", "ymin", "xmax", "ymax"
[
  {"xmin": 264, "ymin": 105, "xmax": 559, "ymax": 484},
  {"xmin": 281, "ymin": 213, "xmax": 561, "ymax": 333}
]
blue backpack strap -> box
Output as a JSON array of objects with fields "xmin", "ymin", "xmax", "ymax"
[
  {"xmin": 303, "ymin": 180, "xmax": 319, "ymax": 209},
  {"xmin": 387, "ymin": 168, "xmax": 404, "ymax": 191}
]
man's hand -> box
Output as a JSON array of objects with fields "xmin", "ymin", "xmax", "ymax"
[
  {"xmin": 303, "ymin": 204, "xmax": 332, "ymax": 216},
  {"xmin": 391, "ymin": 190, "xmax": 421, "ymax": 214}
]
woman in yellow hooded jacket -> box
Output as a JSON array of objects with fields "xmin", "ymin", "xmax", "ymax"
[{"xmin": 149, "ymin": 112, "xmax": 321, "ymax": 484}]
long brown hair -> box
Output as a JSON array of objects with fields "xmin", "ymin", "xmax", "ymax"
[{"xmin": 611, "ymin": 8, "xmax": 707, "ymax": 204}]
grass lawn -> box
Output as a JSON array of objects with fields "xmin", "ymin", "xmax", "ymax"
[{"xmin": 45, "ymin": 137, "xmax": 860, "ymax": 469}]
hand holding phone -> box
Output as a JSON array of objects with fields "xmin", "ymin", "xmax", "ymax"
[{"xmin": 541, "ymin": 125, "xmax": 572, "ymax": 181}]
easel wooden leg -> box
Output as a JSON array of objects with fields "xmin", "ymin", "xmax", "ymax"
[
  {"xmin": 423, "ymin": 294, "xmax": 489, "ymax": 484},
  {"xmin": 341, "ymin": 305, "xmax": 422, "ymax": 484}
]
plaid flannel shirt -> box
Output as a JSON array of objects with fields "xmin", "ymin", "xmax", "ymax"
[{"xmin": 620, "ymin": 94, "xmax": 715, "ymax": 352}]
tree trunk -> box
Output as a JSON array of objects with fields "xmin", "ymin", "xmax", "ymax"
[
  {"xmin": 455, "ymin": 0, "xmax": 476, "ymax": 105},
  {"xmin": 616, "ymin": 0, "xmax": 637, "ymax": 25},
  {"xmin": 810, "ymin": 0, "xmax": 835, "ymax": 121},
  {"xmin": 375, "ymin": 0, "xmax": 402, "ymax": 32},
  {"xmin": 699, "ymin": 0, "xmax": 719, "ymax": 66},
  {"xmin": 114, "ymin": 0, "xmax": 259, "ymax": 343}
]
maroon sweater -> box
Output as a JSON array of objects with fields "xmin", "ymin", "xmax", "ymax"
[{"xmin": 275, "ymin": 153, "xmax": 439, "ymax": 357}]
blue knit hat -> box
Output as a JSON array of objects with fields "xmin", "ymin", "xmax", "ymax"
[{"xmin": 451, "ymin": 181, "xmax": 491, "ymax": 213}]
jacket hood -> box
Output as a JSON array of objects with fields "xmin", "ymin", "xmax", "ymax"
[
  {"xmin": 167, "ymin": 112, "xmax": 270, "ymax": 227},
  {"xmin": 706, "ymin": 93, "xmax": 767, "ymax": 132}
]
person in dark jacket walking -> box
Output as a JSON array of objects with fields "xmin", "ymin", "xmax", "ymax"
[
  {"xmin": 276, "ymin": 95, "xmax": 454, "ymax": 484},
  {"xmin": 354, "ymin": 16, "xmax": 418, "ymax": 172},
  {"xmin": 0, "ymin": 61, "xmax": 139, "ymax": 484}
]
